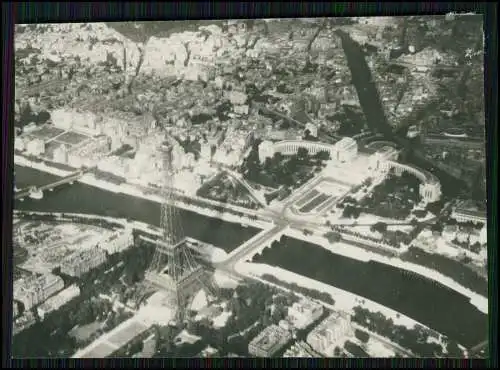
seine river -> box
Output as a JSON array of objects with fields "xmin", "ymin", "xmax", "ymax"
[
  {"xmin": 255, "ymin": 237, "xmax": 487, "ymax": 348},
  {"xmin": 14, "ymin": 166, "xmax": 487, "ymax": 347},
  {"xmin": 14, "ymin": 166, "xmax": 260, "ymax": 252}
]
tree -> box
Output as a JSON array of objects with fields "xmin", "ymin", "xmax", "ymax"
[
  {"xmin": 413, "ymin": 209, "xmax": 427, "ymax": 218},
  {"xmin": 371, "ymin": 222, "xmax": 388, "ymax": 233},
  {"xmin": 314, "ymin": 150, "xmax": 330, "ymax": 161},
  {"xmin": 343, "ymin": 205, "xmax": 361, "ymax": 219},
  {"xmin": 271, "ymin": 152, "xmax": 284, "ymax": 167},
  {"xmin": 426, "ymin": 200, "xmax": 445, "ymax": 216},
  {"xmin": 324, "ymin": 231, "xmax": 341, "ymax": 244},
  {"xmin": 475, "ymin": 221, "xmax": 484, "ymax": 229},
  {"xmin": 263, "ymin": 157, "xmax": 272, "ymax": 172},
  {"xmin": 128, "ymin": 338, "xmax": 144, "ymax": 356},
  {"xmin": 333, "ymin": 346, "xmax": 342, "ymax": 357},
  {"xmin": 354, "ymin": 329, "xmax": 370, "ymax": 343},
  {"xmin": 430, "ymin": 222, "xmax": 444, "ymax": 234},
  {"xmin": 362, "ymin": 177, "xmax": 373, "ymax": 187},
  {"xmin": 36, "ymin": 110, "xmax": 51, "ymax": 124},
  {"xmin": 470, "ymin": 242, "xmax": 482, "ymax": 254},
  {"xmin": 297, "ymin": 147, "xmax": 309, "ymax": 161},
  {"xmin": 261, "ymin": 312, "xmax": 272, "ymax": 327},
  {"xmin": 271, "ymin": 304, "xmax": 287, "ymax": 323}
]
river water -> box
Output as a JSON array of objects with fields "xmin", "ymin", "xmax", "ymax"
[
  {"xmin": 14, "ymin": 165, "xmax": 487, "ymax": 348},
  {"xmin": 336, "ymin": 30, "xmax": 467, "ymax": 195},
  {"xmin": 255, "ymin": 237, "xmax": 487, "ymax": 348},
  {"xmin": 14, "ymin": 166, "xmax": 260, "ymax": 252},
  {"xmin": 331, "ymin": 31, "xmax": 486, "ymax": 346},
  {"xmin": 11, "ymin": 27, "xmax": 485, "ymax": 350}
]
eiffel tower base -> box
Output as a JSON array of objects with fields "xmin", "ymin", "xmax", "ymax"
[{"xmin": 144, "ymin": 267, "xmax": 218, "ymax": 324}]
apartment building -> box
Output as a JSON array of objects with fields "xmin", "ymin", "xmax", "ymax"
[
  {"xmin": 52, "ymin": 143, "xmax": 69, "ymax": 164},
  {"xmin": 287, "ymin": 298, "xmax": 324, "ymax": 330},
  {"xmin": 451, "ymin": 201, "xmax": 487, "ymax": 225},
  {"xmin": 26, "ymin": 138, "xmax": 45, "ymax": 156},
  {"xmin": 248, "ymin": 324, "xmax": 292, "ymax": 357},
  {"xmin": 99, "ymin": 228, "xmax": 134, "ymax": 255},
  {"xmin": 60, "ymin": 246, "xmax": 107, "ymax": 278},
  {"xmin": 52, "ymin": 108, "xmax": 103, "ymax": 136},
  {"xmin": 307, "ymin": 311, "xmax": 353, "ymax": 357},
  {"xmin": 13, "ymin": 273, "xmax": 64, "ymax": 311},
  {"xmin": 37, "ymin": 284, "xmax": 81, "ymax": 319}
]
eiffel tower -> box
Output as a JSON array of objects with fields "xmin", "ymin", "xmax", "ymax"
[{"xmin": 144, "ymin": 137, "xmax": 218, "ymax": 324}]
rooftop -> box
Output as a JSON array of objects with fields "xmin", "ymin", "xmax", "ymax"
[
  {"xmin": 454, "ymin": 200, "xmax": 487, "ymax": 217},
  {"xmin": 250, "ymin": 324, "xmax": 288, "ymax": 351},
  {"xmin": 62, "ymin": 246, "xmax": 106, "ymax": 264}
]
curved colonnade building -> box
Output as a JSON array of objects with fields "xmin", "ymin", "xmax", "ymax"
[
  {"xmin": 369, "ymin": 147, "xmax": 442, "ymax": 203},
  {"xmin": 259, "ymin": 137, "xmax": 358, "ymax": 163},
  {"xmin": 258, "ymin": 138, "xmax": 441, "ymax": 203}
]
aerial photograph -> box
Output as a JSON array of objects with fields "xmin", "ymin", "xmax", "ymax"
[{"xmin": 11, "ymin": 16, "xmax": 488, "ymax": 359}]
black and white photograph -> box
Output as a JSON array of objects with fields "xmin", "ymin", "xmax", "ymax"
[{"xmin": 11, "ymin": 16, "xmax": 488, "ymax": 359}]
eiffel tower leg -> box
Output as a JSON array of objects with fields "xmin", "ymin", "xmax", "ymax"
[{"xmin": 193, "ymin": 272, "xmax": 219, "ymax": 303}]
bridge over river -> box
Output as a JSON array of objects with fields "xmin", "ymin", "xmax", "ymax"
[{"xmin": 15, "ymin": 168, "xmax": 94, "ymax": 201}]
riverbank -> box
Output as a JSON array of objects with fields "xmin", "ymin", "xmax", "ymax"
[
  {"xmin": 236, "ymin": 261, "xmax": 440, "ymax": 334},
  {"xmin": 13, "ymin": 210, "xmax": 232, "ymax": 264},
  {"xmin": 15, "ymin": 156, "xmax": 488, "ymax": 311},
  {"xmin": 14, "ymin": 156, "xmax": 488, "ymax": 344},
  {"xmin": 283, "ymin": 228, "xmax": 488, "ymax": 314},
  {"xmin": 14, "ymin": 155, "xmax": 270, "ymax": 231}
]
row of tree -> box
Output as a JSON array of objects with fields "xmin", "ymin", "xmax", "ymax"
[
  {"xmin": 400, "ymin": 247, "xmax": 488, "ymax": 297},
  {"xmin": 351, "ymin": 306, "xmax": 464, "ymax": 358}
]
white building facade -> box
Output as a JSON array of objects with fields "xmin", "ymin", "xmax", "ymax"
[
  {"xmin": 53, "ymin": 144, "xmax": 69, "ymax": 164},
  {"xmin": 306, "ymin": 311, "xmax": 353, "ymax": 357},
  {"xmin": 331, "ymin": 137, "xmax": 358, "ymax": 162},
  {"xmin": 287, "ymin": 299, "xmax": 324, "ymax": 329},
  {"xmin": 419, "ymin": 182, "xmax": 442, "ymax": 203},
  {"xmin": 37, "ymin": 284, "xmax": 80, "ymax": 319},
  {"xmin": 371, "ymin": 152, "xmax": 442, "ymax": 204},
  {"xmin": 15, "ymin": 137, "xmax": 26, "ymax": 152},
  {"xmin": 26, "ymin": 138, "xmax": 45, "ymax": 156},
  {"xmin": 99, "ymin": 228, "xmax": 134, "ymax": 255},
  {"xmin": 248, "ymin": 324, "xmax": 292, "ymax": 357},
  {"xmin": 271, "ymin": 138, "xmax": 358, "ymax": 162},
  {"xmin": 226, "ymin": 90, "xmax": 248, "ymax": 106},
  {"xmin": 451, "ymin": 203, "xmax": 487, "ymax": 225},
  {"xmin": 60, "ymin": 246, "xmax": 107, "ymax": 277},
  {"xmin": 13, "ymin": 273, "xmax": 64, "ymax": 311},
  {"xmin": 258, "ymin": 140, "xmax": 275, "ymax": 163}
]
